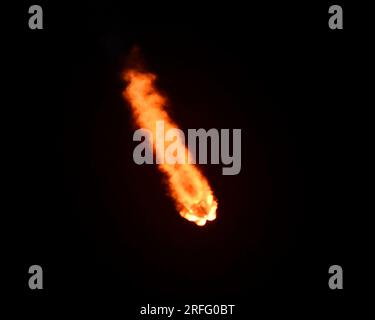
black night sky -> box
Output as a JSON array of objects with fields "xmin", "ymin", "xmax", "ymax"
[{"xmin": 7, "ymin": 1, "xmax": 362, "ymax": 317}]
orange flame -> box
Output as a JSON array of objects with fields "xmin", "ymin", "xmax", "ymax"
[{"xmin": 123, "ymin": 68, "xmax": 218, "ymax": 226}]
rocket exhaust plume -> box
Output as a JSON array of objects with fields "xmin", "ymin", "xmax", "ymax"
[{"xmin": 122, "ymin": 53, "xmax": 218, "ymax": 226}]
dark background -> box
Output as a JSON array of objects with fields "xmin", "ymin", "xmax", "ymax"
[{"xmin": 7, "ymin": 1, "xmax": 361, "ymax": 317}]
